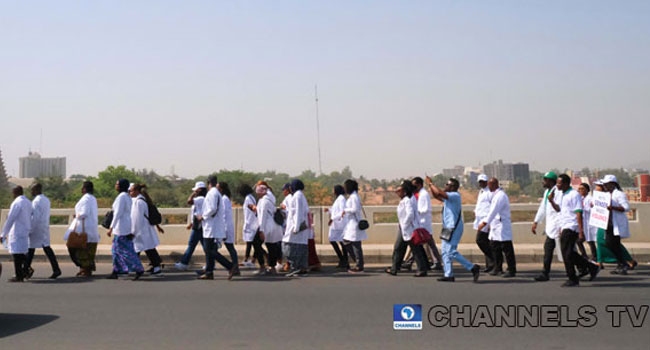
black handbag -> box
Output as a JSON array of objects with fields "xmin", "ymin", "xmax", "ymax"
[
  {"xmin": 440, "ymin": 204, "xmax": 462, "ymax": 241},
  {"xmin": 101, "ymin": 210, "xmax": 113, "ymax": 229},
  {"xmin": 357, "ymin": 204, "xmax": 370, "ymax": 230},
  {"xmin": 273, "ymin": 209, "xmax": 285, "ymax": 226}
]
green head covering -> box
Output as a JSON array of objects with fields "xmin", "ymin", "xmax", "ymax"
[{"xmin": 543, "ymin": 171, "xmax": 558, "ymax": 181}]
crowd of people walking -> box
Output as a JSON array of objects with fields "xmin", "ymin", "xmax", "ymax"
[{"xmin": 0, "ymin": 172, "xmax": 638, "ymax": 287}]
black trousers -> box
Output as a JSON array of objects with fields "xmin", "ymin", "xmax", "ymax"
[
  {"xmin": 559, "ymin": 229, "xmax": 592, "ymax": 282},
  {"xmin": 475, "ymin": 231, "xmax": 494, "ymax": 269},
  {"xmin": 542, "ymin": 236, "xmax": 556, "ymax": 275},
  {"xmin": 330, "ymin": 241, "xmax": 349, "ymax": 267},
  {"xmin": 12, "ymin": 254, "xmax": 27, "ymax": 280},
  {"xmin": 490, "ymin": 240, "xmax": 516, "ymax": 273},
  {"xmin": 344, "ymin": 241, "xmax": 364, "ymax": 270},
  {"xmin": 265, "ymin": 242, "xmax": 282, "ymax": 267},
  {"xmin": 204, "ymin": 239, "xmax": 233, "ymax": 273},
  {"xmin": 391, "ymin": 229, "xmax": 427, "ymax": 273},
  {"xmin": 605, "ymin": 227, "xmax": 625, "ymax": 266},
  {"xmin": 245, "ymin": 242, "xmax": 252, "ymax": 260},
  {"xmin": 144, "ymin": 248, "xmax": 162, "ymax": 267},
  {"xmin": 252, "ymin": 231, "xmax": 266, "ymax": 268},
  {"xmin": 225, "ymin": 243, "xmax": 239, "ymax": 268},
  {"xmin": 26, "ymin": 246, "xmax": 61, "ymax": 273}
]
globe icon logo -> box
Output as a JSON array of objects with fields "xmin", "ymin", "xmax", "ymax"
[{"xmin": 400, "ymin": 306, "xmax": 415, "ymax": 321}]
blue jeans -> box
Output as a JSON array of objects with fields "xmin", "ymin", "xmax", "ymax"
[
  {"xmin": 441, "ymin": 230, "xmax": 474, "ymax": 277},
  {"xmin": 180, "ymin": 229, "xmax": 204, "ymax": 265}
]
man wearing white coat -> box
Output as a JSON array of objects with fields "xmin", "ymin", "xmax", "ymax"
[
  {"xmin": 473, "ymin": 174, "xmax": 494, "ymax": 273},
  {"xmin": 197, "ymin": 175, "xmax": 234, "ymax": 280},
  {"xmin": 602, "ymin": 174, "xmax": 633, "ymax": 275},
  {"xmin": 531, "ymin": 172, "xmax": 561, "ymax": 282},
  {"xmin": 1, "ymin": 186, "xmax": 32, "ymax": 282},
  {"xmin": 341, "ymin": 179, "xmax": 367, "ymax": 273},
  {"xmin": 478, "ymin": 178, "xmax": 517, "ymax": 277},
  {"xmin": 25, "ymin": 183, "xmax": 61, "ymax": 279}
]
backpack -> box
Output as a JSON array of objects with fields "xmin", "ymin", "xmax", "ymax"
[{"xmin": 139, "ymin": 198, "xmax": 163, "ymax": 226}]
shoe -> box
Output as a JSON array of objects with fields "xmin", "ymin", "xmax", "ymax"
[
  {"xmin": 26, "ymin": 267, "xmax": 35, "ymax": 279},
  {"xmin": 242, "ymin": 261, "xmax": 256, "ymax": 269},
  {"xmin": 76, "ymin": 269, "xmax": 84, "ymax": 277},
  {"xmin": 437, "ymin": 276, "xmax": 455, "ymax": 282},
  {"xmin": 534, "ymin": 274, "xmax": 550, "ymax": 282},
  {"xmin": 198, "ymin": 273, "xmax": 214, "ymax": 280},
  {"xmin": 286, "ymin": 270, "xmax": 301, "ymax": 277},
  {"xmin": 231, "ymin": 268, "xmax": 241, "ymax": 277},
  {"xmin": 400, "ymin": 262, "xmax": 413, "ymax": 272},
  {"xmin": 282, "ymin": 262, "xmax": 291, "ymax": 272},
  {"xmin": 9, "ymin": 277, "xmax": 24, "ymax": 282},
  {"xmin": 385, "ymin": 267, "xmax": 397, "ymax": 276},
  {"xmin": 483, "ymin": 265, "xmax": 494, "ymax": 273},
  {"xmin": 471, "ymin": 264, "xmax": 480, "ymax": 283},
  {"xmin": 195, "ymin": 269, "xmax": 206, "ymax": 276},
  {"xmin": 175, "ymin": 262, "xmax": 189, "ymax": 271},
  {"xmin": 588, "ymin": 263, "xmax": 600, "ymax": 281},
  {"xmin": 611, "ymin": 266, "xmax": 628, "ymax": 275},
  {"xmin": 347, "ymin": 267, "xmax": 364, "ymax": 274},
  {"xmin": 151, "ymin": 267, "xmax": 163, "ymax": 277},
  {"xmin": 275, "ymin": 263, "xmax": 283, "ymax": 271},
  {"xmin": 414, "ymin": 271, "xmax": 427, "ymax": 277},
  {"xmin": 629, "ymin": 260, "xmax": 638, "ymax": 270},
  {"xmin": 561, "ymin": 280, "xmax": 579, "ymax": 287},
  {"xmin": 106, "ymin": 272, "xmax": 119, "ymax": 279},
  {"xmin": 578, "ymin": 269, "xmax": 590, "ymax": 279},
  {"xmin": 49, "ymin": 270, "xmax": 62, "ymax": 279},
  {"xmin": 228, "ymin": 267, "xmax": 237, "ymax": 280},
  {"xmin": 489, "ymin": 270, "xmax": 503, "ymax": 276},
  {"xmin": 133, "ymin": 271, "xmax": 144, "ymax": 281},
  {"xmin": 431, "ymin": 262, "xmax": 443, "ymax": 271},
  {"xmin": 502, "ymin": 271, "xmax": 516, "ymax": 278},
  {"xmin": 253, "ymin": 269, "xmax": 266, "ymax": 276}
]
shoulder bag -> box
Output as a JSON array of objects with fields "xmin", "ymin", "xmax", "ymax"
[{"xmin": 67, "ymin": 219, "xmax": 88, "ymax": 249}]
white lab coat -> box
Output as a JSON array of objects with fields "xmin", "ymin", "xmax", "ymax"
[
  {"xmin": 482, "ymin": 188, "xmax": 513, "ymax": 242},
  {"xmin": 242, "ymin": 194, "xmax": 258, "ymax": 242},
  {"xmin": 328, "ymin": 195, "xmax": 347, "ymax": 242},
  {"xmin": 533, "ymin": 188, "xmax": 560, "ymax": 239},
  {"xmin": 397, "ymin": 196, "xmax": 416, "ymax": 241},
  {"xmin": 416, "ymin": 188, "xmax": 433, "ymax": 233},
  {"xmin": 131, "ymin": 195, "xmax": 160, "ymax": 253},
  {"xmin": 201, "ymin": 187, "xmax": 226, "ymax": 239},
  {"xmin": 110, "ymin": 192, "xmax": 132, "ymax": 236},
  {"xmin": 342, "ymin": 192, "xmax": 367, "ymax": 242},
  {"xmin": 29, "ymin": 194, "xmax": 51, "ymax": 248},
  {"xmin": 190, "ymin": 196, "xmax": 205, "ymax": 228},
  {"xmin": 473, "ymin": 187, "xmax": 492, "ymax": 232},
  {"xmin": 66, "ymin": 193, "xmax": 99, "ymax": 243},
  {"xmin": 610, "ymin": 189, "xmax": 630, "ymax": 238},
  {"xmin": 223, "ymin": 195, "xmax": 236, "ymax": 244},
  {"xmin": 257, "ymin": 193, "xmax": 283, "ymax": 243},
  {"xmin": 582, "ymin": 194, "xmax": 596, "ymax": 242},
  {"xmin": 283, "ymin": 190, "xmax": 309, "ymax": 245},
  {"xmin": 1, "ymin": 195, "xmax": 32, "ymax": 254}
]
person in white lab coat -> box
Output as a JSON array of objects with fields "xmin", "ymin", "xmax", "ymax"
[
  {"xmin": 602, "ymin": 174, "xmax": 633, "ymax": 275},
  {"xmin": 106, "ymin": 179, "xmax": 145, "ymax": 280},
  {"xmin": 239, "ymin": 183, "xmax": 260, "ymax": 268},
  {"xmin": 65, "ymin": 181, "xmax": 99, "ymax": 278},
  {"xmin": 175, "ymin": 182, "xmax": 207, "ymax": 270},
  {"xmin": 325, "ymin": 185, "xmax": 350, "ymax": 269},
  {"xmin": 197, "ymin": 175, "xmax": 235, "ymax": 280},
  {"xmin": 130, "ymin": 184, "xmax": 163, "ymax": 276},
  {"xmin": 24, "ymin": 183, "xmax": 61, "ymax": 279},
  {"xmin": 218, "ymin": 182, "xmax": 240, "ymax": 276},
  {"xmin": 282, "ymin": 179, "xmax": 310, "ymax": 276},
  {"xmin": 478, "ymin": 178, "xmax": 516, "ymax": 278},
  {"xmin": 531, "ymin": 172, "xmax": 561, "ymax": 282},
  {"xmin": 254, "ymin": 183, "xmax": 283, "ymax": 275},
  {"xmin": 278, "ymin": 183, "xmax": 293, "ymax": 271},
  {"xmin": 341, "ymin": 179, "xmax": 367, "ymax": 273},
  {"xmin": 386, "ymin": 181, "xmax": 428, "ymax": 277},
  {"xmin": 578, "ymin": 183, "xmax": 598, "ymax": 262},
  {"xmin": 1, "ymin": 186, "xmax": 32, "ymax": 282},
  {"xmin": 473, "ymin": 174, "xmax": 494, "ymax": 273}
]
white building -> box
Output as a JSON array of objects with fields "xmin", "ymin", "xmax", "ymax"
[{"xmin": 19, "ymin": 152, "xmax": 66, "ymax": 178}]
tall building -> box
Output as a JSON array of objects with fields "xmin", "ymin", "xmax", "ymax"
[
  {"xmin": 483, "ymin": 160, "xmax": 530, "ymax": 184},
  {"xmin": 19, "ymin": 152, "xmax": 66, "ymax": 178},
  {"xmin": 0, "ymin": 148, "xmax": 8, "ymax": 189},
  {"xmin": 442, "ymin": 166, "xmax": 465, "ymax": 179}
]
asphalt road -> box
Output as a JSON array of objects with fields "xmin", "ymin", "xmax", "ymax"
[{"xmin": 1, "ymin": 262, "xmax": 649, "ymax": 349}]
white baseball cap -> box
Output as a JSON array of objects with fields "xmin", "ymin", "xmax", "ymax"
[
  {"xmin": 192, "ymin": 181, "xmax": 207, "ymax": 191},
  {"xmin": 477, "ymin": 174, "xmax": 488, "ymax": 182},
  {"xmin": 601, "ymin": 175, "xmax": 618, "ymax": 184}
]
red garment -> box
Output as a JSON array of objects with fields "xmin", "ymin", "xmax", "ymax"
[
  {"xmin": 308, "ymin": 239, "xmax": 321, "ymax": 266},
  {"xmin": 414, "ymin": 192, "xmax": 420, "ymax": 199}
]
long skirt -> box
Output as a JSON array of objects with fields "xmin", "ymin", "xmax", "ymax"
[
  {"xmin": 282, "ymin": 242, "xmax": 308, "ymax": 271},
  {"xmin": 596, "ymin": 228, "xmax": 633, "ymax": 263},
  {"xmin": 68, "ymin": 243, "xmax": 98, "ymax": 270},
  {"xmin": 112, "ymin": 235, "xmax": 144, "ymax": 273}
]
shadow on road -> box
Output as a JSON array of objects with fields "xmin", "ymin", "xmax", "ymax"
[{"xmin": 0, "ymin": 313, "xmax": 59, "ymax": 338}]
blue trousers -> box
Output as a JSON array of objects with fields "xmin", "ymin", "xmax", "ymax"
[
  {"xmin": 180, "ymin": 229, "xmax": 204, "ymax": 265},
  {"xmin": 441, "ymin": 231, "xmax": 474, "ymax": 277}
]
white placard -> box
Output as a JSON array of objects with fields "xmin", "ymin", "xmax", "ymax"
[{"xmin": 589, "ymin": 191, "xmax": 611, "ymax": 230}]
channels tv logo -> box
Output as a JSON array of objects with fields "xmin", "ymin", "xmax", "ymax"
[{"xmin": 393, "ymin": 304, "xmax": 423, "ymax": 330}]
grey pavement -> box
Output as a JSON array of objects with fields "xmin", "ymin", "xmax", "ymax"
[{"xmin": 1, "ymin": 262, "xmax": 649, "ymax": 350}]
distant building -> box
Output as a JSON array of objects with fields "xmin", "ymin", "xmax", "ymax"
[
  {"xmin": 0, "ymin": 148, "xmax": 8, "ymax": 189},
  {"xmin": 636, "ymin": 174, "xmax": 650, "ymax": 202},
  {"xmin": 442, "ymin": 166, "xmax": 465, "ymax": 179},
  {"xmin": 483, "ymin": 160, "xmax": 530, "ymax": 184},
  {"xmin": 19, "ymin": 152, "xmax": 66, "ymax": 178}
]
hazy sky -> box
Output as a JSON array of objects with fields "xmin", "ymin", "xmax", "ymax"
[{"xmin": 1, "ymin": 1, "xmax": 649, "ymax": 179}]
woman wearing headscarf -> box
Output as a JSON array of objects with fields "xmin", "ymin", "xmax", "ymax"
[
  {"xmin": 239, "ymin": 184, "xmax": 259, "ymax": 268},
  {"xmin": 107, "ymin": 179, "xmax": 144, "ymax": 280},
  {"xmin": 218, "ymin": 182, "xmax": 240, "ymax": 276},
  {"xmin": 65, "ymin": 181, "xmax": 99, "ymax": 278},
  {"xmin": 342, "ymin": 179, "xmax": 367, "ymax": 273},
  {"xmin": 282, "ymin": 179, "xmax": 310, "ymax": 277},
  {"xmin": 255, "ymin": 182, "xmax": 283, "ymax": 275},
  {"xmin": 130, "ymin": 184, "xmax": 163, "ymax": 276},
  {"xmin": 326, "ymin": 185, "xmax": 349, "ymax": 269}
]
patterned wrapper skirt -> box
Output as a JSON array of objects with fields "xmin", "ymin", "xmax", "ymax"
[{"xmin": 112, "ymin": 235, "xmax": 144, "ymax": 273}]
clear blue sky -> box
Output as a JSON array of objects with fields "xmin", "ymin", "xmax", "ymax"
[{"xmin": 1, "ymin": 1, "xmax": 649, "ymax": 179}]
